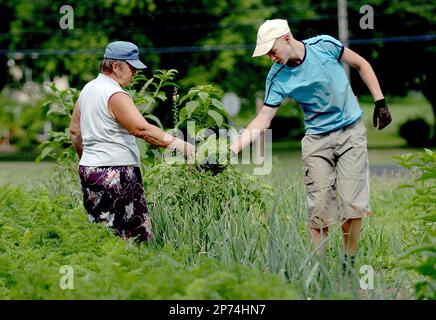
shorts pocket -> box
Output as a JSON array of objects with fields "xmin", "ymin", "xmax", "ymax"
[{"xmin": 303, "ymin": 167, "xmax": 316, "ymax": 192}]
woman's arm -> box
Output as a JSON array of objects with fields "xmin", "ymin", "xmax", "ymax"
[
  {"xmin": 69, "ymin": 101, "xmax": 83, "ymax": 159},
  {"xmin": 108, "ymin": 92, "xmax": 194, "ymax": 156}
]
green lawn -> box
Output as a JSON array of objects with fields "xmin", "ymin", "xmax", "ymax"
[
  {"xmin": 0, "ymin": 162, "xmax": 56, "ymax": 186},
  {"xmin": 267, "ymin": 147, "xmax": 435, "ymax": 170},
  {"xmin": 360, "ymin": 94, "xmax": 434, "ymax": 148}
]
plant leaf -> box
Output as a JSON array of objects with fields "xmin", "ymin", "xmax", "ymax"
[
  {"xmin": 186, "ymin": 101, "xmax": 200, "ymax": 117},
  {"xmin": 207, "ymin": 110, "xmax": 224, "ymax": 127},
  {"xmin": 198, "ymin": 92, "xmax": 209, "ymax": 102},
  {"xmin": 178, "ymin": 107, "xmax": 187, "ymax": 123},
  {"xmin": 397, "ymin": 184, "xmax": 415, "ymax": 189},
  {"xmin": 211, "ymin": 98, "xmax": 224, "ymax": 109},
  {"xmin": 39, "ymin": 146, "xmax": 53, "ymax": 161},
  {"xmin": 210, "ymin": 104, "xmax": 230, "ymax": 119}
]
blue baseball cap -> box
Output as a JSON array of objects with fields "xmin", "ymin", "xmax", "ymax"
[{"xmin": 104, "ymin": 41, "xmax": 147, "ymax": 69}]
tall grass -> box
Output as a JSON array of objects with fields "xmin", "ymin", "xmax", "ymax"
[{"xmin": 143, "ymin": 160, "xmax": 422, "ymax": 299}]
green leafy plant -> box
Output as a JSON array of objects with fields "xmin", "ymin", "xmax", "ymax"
[
  {"xmin": 171, "ymin": 85, "xmax": 237, "ymax": 173},
  {"xmin": 175, "ymin": 85, "xmax": 231, "ymax": 135},
  {"xmin": 191, "ymin": 134, "xmax": 235, "ymax": 174},
  {"xmin": 126, "ymin": 69, "xmax": 179, "ymax": 165},
  {"xmin": 396, "ymin": 149, "xmax": 436, "ymax": 299},
  {"xmin": 127, "ymin": 69, "xmax": 179, "ymax": 129},
  {"xmin": 36, "ymin": 84, "xmax": 79, "ymax": 165},
  {"xmin": 194, "ymin": 134, "xmax": 231, "ymax": 164}
]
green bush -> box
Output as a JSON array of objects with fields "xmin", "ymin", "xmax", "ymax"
[{"xmin": 399, "ymin": 118, "xmax": 432, "ymax": 147}]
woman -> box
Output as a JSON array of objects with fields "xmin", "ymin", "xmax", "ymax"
[{"xmin": 69, "ymin": 41, "xmax": 194, "ymax": 242}]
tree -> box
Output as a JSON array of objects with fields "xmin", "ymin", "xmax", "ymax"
[
  {"xmin": 3, "ymin": 0, "xmax": 435, "ymax": 142},
  {"xmin": 0, "ymin": 1, "xmax": 14, "ymax": 91},
  {"xmin": 3, "ymin": 0, "xmax": 257, "ymax": 126}
]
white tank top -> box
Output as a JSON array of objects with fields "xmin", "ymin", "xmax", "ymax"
[{"xmin": 78, "ymin": 73, "xmax": 140, "ymax": 167}]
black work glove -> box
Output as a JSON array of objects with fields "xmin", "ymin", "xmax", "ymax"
[
  {"xmin": 198, "ymin": 149, "xmax": 238, "ymax": 175},
  {"xmin": 373, "ymin": 98, "xmax": 392, "ymax": 130},
  {"xmin": 198, "ymin": 163, "xmax": 226, "ymax": 175}
]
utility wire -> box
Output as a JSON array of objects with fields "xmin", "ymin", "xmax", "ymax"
[{"xmin": 2, "ymin": 34, "xmax": 435, "ymax": 57}]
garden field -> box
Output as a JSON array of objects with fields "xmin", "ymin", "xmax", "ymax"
[{"xmin": 0, "ymin": 147, "xmax": 434, "ymax": 300}]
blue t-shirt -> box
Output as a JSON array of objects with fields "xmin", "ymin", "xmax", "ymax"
[{"xmin": 264, "ymin": 35, "xmax": 362, "ymax": 134}]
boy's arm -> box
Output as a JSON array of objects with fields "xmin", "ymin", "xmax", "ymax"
[
  {"xmin": 341, "ymin": 47, "xmax": 384, "ymax": 100},
  {"xmin": 341, "ymin": 47, "xmax": 392, "ymax": 130},
  {"xmin": 230, "ymin": 105, "xmax": 278, "ymax": 154}
]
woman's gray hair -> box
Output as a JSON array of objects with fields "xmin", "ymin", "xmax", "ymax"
[{"xmin": 99, "ymin": 59, "xmax": 123, "ymax": 73}]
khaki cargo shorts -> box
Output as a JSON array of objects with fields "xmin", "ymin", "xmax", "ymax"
[{"xmin": 301, "ymin": 118, "xmax": 372, "ymax": 229}]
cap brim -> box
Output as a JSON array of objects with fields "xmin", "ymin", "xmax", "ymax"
[
  {"xmin": 126, "ymin": 59, "xmax": 147, "ymax": 69},
  {"xmin": 252, "ymin": 39, "xmax": 275, "ymax": 57}
]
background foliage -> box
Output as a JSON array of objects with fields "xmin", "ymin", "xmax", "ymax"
[{"xmin": 1, "ymin": 0, "xmax": 435, "ymax": 141}]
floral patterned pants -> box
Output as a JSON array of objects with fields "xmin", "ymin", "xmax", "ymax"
[{"xmin": 78, "ymin": 165, "xmax": 152, "ymax": 242}]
